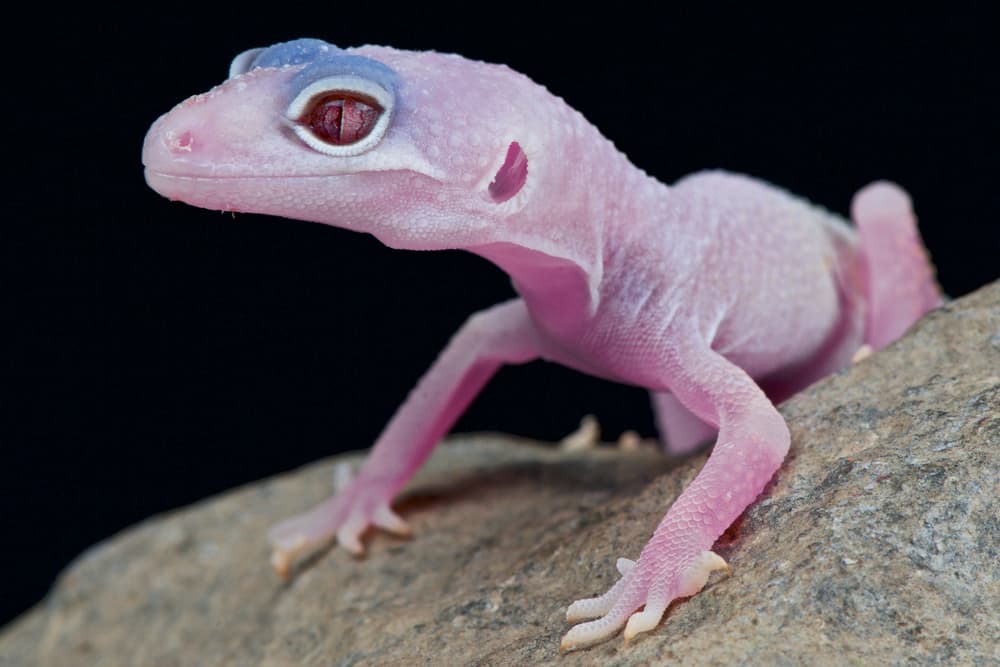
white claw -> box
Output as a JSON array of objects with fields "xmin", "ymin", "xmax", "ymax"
[
  {"xmin": 623, "ymin": 599, "xmax": 668, "ymax": 644},
  {"xmin": 622, "ymin": 611, "xmax": 658, "ymax": 644},
  {"xmin": 676, "ymin": 550, "xmax": 729, "ymax": 597},
  {"xmin": 616, "ymin": 557, "xmax": 636, "ymax": 575},
  {"xmin": 373, "ymin": 504, "xmax": 411, "ymax": 536}
]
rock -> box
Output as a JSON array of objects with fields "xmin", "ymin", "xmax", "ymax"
[{"xmin": 2, "ymin": 281, "xmax": 998, "ymax": 667}]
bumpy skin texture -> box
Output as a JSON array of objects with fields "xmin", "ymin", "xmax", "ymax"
[{"xmin": 142, "ymin": 39, "xmax": 941, "ymax": 650}]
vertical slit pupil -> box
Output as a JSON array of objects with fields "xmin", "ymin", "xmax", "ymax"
[{"xmin": 307, "ymin": 94, "xmax": 381, "ymax": 145}]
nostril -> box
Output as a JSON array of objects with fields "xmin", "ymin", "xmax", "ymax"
[{"xmin": 165, "ymin": 130, "xmax": 196, "ymax": 154}]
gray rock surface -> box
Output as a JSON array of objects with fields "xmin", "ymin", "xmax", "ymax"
[{"xmin": 2, "ymin": 281, "xmax": 998, "ymax": 666}]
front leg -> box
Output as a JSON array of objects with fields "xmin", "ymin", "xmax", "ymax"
[
  {"xmin": 269, "ymin": 299, "xmax": 541, "ymax": 575},
  {"xmin": 563, "ymin": 334, "xmax": 790, "ymax": 650}
]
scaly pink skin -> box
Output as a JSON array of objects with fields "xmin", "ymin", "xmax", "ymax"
[{"xmin": 142, "ymin": 40, "xmax": 941, "ymax": 650}]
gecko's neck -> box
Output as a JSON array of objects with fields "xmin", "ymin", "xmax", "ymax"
[
  {"xmin": 471, "ymin": 170, "xmax": 670, "ymax": 337},
  {"xmin": 472, "ymin": 241, "xmax": 596, "ymax": 335}
]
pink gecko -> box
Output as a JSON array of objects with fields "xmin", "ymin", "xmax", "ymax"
[{"xmin": 142, "ymin": 39, "xmax": 941, "ymax": 650}]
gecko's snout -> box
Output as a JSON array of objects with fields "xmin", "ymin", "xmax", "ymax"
[
  {"xmin": 141, "ymin": 108, "xmax": 208, "ymax": 185},
  {"xmin": 144, "ymin": 121, "xmax": 197, "ymax": 159},
  {"xmin": 141, "ymin": 67, "xmax": 284, "ymax": 186},
  {"xmin": 141, "ymin": 101, "xmax": 239, "ymax": 206}
]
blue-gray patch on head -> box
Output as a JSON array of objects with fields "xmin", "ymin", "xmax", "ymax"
[
  {"xmin": 228, "ymin": 38, "xmax": 398, "ymax": 99},
  {"xmin": 248, "ymin": 38, "xmax": 340, "ymax": 70},
  {"xmin": 289, "ymin": 55, "xmax": 399, "ymax": 98}
]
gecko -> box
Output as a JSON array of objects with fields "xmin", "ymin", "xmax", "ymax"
[{"xmin": 141, "ymin": 38, "xmax": 941, "ymax": 650}]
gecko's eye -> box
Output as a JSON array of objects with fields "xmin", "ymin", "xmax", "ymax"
[
  {"xmin": 287, "ymin": 75, "xmax": 394, "ymax": 157},
  {"xmin": 305, "ymin": 94, "xmax": 382, "ymax": 146}
]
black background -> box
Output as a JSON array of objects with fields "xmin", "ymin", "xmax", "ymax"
[{"xmin": 5, "ymin": 5, "xmax": 997, "ymax": 626}]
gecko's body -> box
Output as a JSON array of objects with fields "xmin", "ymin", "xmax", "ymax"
[{"xmin": 142, "ymin": 39, "xmax": 940, "ymax": 649}]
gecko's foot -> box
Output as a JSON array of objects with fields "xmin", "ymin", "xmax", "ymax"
[
  {"xmin": 851, "ymin": 344, "xmax": 873, "ymax": 363},
  {"xmin": 268, "ymin": 463, "xmax": 410, "ymax": 577},
  {"xmin": 560, "ymin": 414, "xmax": 601, "ymax": 451},
  {"xmin": 561, "ymin": 550, "xmax": 729, "ymax": 651},
  {"xmin": 617, "ymin": 430, "xmax": 645, "ymax": 450}
]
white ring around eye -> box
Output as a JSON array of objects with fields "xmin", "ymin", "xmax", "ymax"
[{"xmin": 286, "ymin": 75, "xmax": 395, "ymax": 157}]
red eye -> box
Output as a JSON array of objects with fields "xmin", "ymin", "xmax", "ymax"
[{"xmin": 305, "ymin": 93, "xmax": 382, "ymax": 145}]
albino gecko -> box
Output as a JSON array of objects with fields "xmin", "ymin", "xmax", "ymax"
[{"xmin": 142, "ymin": 39, "xmax": 941, "ymax": 650}]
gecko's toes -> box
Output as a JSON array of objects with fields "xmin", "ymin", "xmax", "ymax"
[
  {"xmin": 617, "ymin": 430, "xmax": 642, "ymax": 450},
  {"xmin": 336, "ymin": 513, "xmax": 368, "ymax": 556},
  {"xmin": 565, "ymin": 556, "xmax": 632, "ymax": 622},
  {"xmin": 268, "ymin": 466, "xmax": 406, "ymax": 573},
  {"xmin": 561, "ymin": 605, "xmax": 634, "ymax": 652},
  {"xmin": 270, "ymin": 535, "xmax": 308, "ymax": 579},
  {"xmin": 334, "ymin": 502, "xmax": 411, "ymax": 553},
  {"xmin": 560, "ymin": 414, "xmax": 601, "ymax": 451},
  {"xmin": 623, "ymin": 593, "xmax": 668, "ymax": 644},
  {"xmin": 268, "ymin": 505, "xmax": 337, "ymax": 576},
  {"xmin": 562, "ymin": 549, "xmax": 730, "ymax": 650},
  {"xmin": 675, "ymin": 550, "xmax": 729, "ymax": 597},
  {"xmin": 565, "ymin": 597, "xmax": 610, "ymax": 624},
  {"xmin": 373, "ymin": 504, "xmax": 412, "ymax": 536},
  {"xmin": 851, "ymin": 343, "xmax": 873, "ymax": 363},
  {"xmin": 616, "ymin": 557, "xmax": 636, "ymax": 575},
  {"xmin": 562, "ymin": 566, "xmax": 651, "ymax": 651}
]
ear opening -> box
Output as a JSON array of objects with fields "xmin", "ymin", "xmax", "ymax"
[{"xmin": 488, "ymin": 141, "xmax": 528, "ymax": 203}]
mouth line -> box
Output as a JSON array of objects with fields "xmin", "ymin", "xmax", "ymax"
[
  {"xmin": 143, "ymin": 167, "xmax": 444, "ymax": 184},
  {"xmin": 144, "ymin": 169, "xmax": 344, "ymax": 182}
]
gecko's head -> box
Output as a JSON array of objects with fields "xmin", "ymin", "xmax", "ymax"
[{"xmin": 143, "ymin": 38, "xmax": 582, "ymax": 250}]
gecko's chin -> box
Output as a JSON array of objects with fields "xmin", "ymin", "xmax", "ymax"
[
  {"xmin": 144, "ymin": 169, "xmax": 241, "ymax": 212},
  {"xmin": 142, "ymin": 169, "xmax": 379, "ymax": 232},
  {"xmin": 143, "ymin": 170, "xmax": 327, "ymax": 217}
]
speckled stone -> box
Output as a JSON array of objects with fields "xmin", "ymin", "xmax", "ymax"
[{"xmin": 2, "ymin": 281, "xmax": 997, "ymax": 667}]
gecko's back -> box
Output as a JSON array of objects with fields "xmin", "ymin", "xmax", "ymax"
[{"xmin": 648, "ymin": 171, "xmax": 937, "ymax": 379}]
